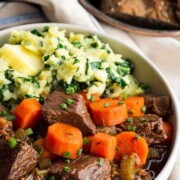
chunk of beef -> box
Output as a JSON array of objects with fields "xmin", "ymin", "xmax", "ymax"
[
  {"xmin": 119, "ymin": 114, "xmax": 167, "ymax": 144},
  {"xmin": 96, "ymin": 126, "xmax": 122, "ymax": 135},
  {"xmin": 48, "ymin": 155, "xmax": 111, "ymax": 180},
  {"xmin": 143, "ymin": 94, "xmax": 172, "ymax": 117},
  {"xmin": 0, "ymin": 140, "xmax": 39, "ymax": 180},
  {"xmin": 42, "ymin": 91, "xmax": 96, "ymax": 135},
  {"xmin": 0, "ymin": 118, "xmax": 14, "ymax": 139}
]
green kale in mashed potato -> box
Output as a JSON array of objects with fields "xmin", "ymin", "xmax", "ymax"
[{"xmin": 0, "ymin": 26, "xmax": 145, "ymax": 107}]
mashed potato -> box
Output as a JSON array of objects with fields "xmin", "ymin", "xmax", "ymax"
[{"xmin": 0, "ymin": 26, "xmax": 144, "ymax": 106}]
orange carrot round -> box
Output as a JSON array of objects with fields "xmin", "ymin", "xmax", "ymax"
[
  {"xmin": 88, "ymin": 98, "xmax": 128, "ymax": 126},
  {"xmin": 33, "ymin": 138, "xmax": 57, "ymax": 160},
  {"xmin": 13, "ymin": 98, "xmax": 42, "ymax": 129},
  {"xmin": 116, "ymin": 131, "xmax": 148, "ymax": 167},
  {"xmin": 45, "ymin": 123, "xmax": 83, "ymax": 159},
  {"xmin": 90, "ymin": 132, "xmax": 117, "ymax": 160}
]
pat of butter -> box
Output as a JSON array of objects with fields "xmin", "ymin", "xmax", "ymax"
[{"xmin": 0, "ymin": 44, "xmax": 44, "ymax": 76}]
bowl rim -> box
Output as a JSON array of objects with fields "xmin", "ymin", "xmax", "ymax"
[{"xmin": 0, "ymin": 23, "xmax": 179, "ymax": 180}]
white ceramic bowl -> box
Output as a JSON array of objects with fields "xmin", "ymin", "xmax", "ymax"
[{"xmin": 0, "ymin": 23, "xmax": 179, "ymax": 180}]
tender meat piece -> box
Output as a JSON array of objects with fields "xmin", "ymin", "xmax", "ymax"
[
  {"xmin": 42, "ymin": 91, "xmax": 96, "ymax": 135},
  {"xmin": 96, "ymin": 126, "xmax": 122, "ymax": 135},
  {"xmin": 135, "ymin": 168, "xmax": 152, "ymax": 180},
  {"xmin": 100, "ymin": 0, "xmax": 178, "ymax": 26},
  {"xmin": 119, "ymin": 114, "xmax": 167, "ymax": 145},
  {"xmin": 144, "ymin": 94, "xmax": 172, "ymax": 117},
  {"xmin": 0, "ymin": 140, "xmax": 40, "ymax": 180},
  {"xmin": 0, "ymin": 117, "xmax": 14, "ymax": 139},
  {"xmin": 48, "ymin": 155, "xmax": 111, "ymax": 180}
]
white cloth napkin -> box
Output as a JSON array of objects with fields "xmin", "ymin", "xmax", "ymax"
[{"xmin": 12, "ymin": 0, "xmax": 180, "ymax": 179}]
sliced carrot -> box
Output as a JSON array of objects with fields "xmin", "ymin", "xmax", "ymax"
[
  {"xmin": 13, "ymin": 98, "xmax": 42, "ymax": 129},
  {"xmin": 163, "ymin": 122, "xmax": 173, "ymax": 144},
  {"xmin": 116, "ymin": 131, "xmax": 148, "ymax": 167},
  {"xmin": 88, "ymin": 98, "xmax": 128, "ymax": 126},
  {"xmin": 83, "ymin": 136, "xmax": 94, "ymax": 154},
  {"xmin": 33, "ymin": 138, "xmax": 57, "ymax": 160},
  {"xmin": 80, "ymin": 91, "xmax": 100, "ymax": 106},
  {"xmin": 125, "ymin": 96, "xmax": 145, "ymax": 117},
  {"xmin": 45, "ymin": 123, "xmax": 83, "ymax": 159},
  {"xmin": 90, "ymin": 132, "xmax": 117, "ymax": 160}
]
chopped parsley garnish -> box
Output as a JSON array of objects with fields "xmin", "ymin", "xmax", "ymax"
[
  {"xmin": 126, "ymin": 117, "xmax": 133, "ymax": 123},
  {"xmin": 128, "ymin": 125, "xmax": 136, "ymax": 131},
  {"xmin": 115, "ymin": 146, "xmax": 119, "ymax": 151},
  {"xmin": 118, "ymin": 101, "xmax": 124, "ymax": 105},
  {"xmin": 63, "ymin": 152, "xmax": 71, "ymax": 158},
  {"xmin": 65, "ymin": 87, "xmax": 75, "ymax": 94},
  {"xmin": 65, "ymin": 159, "xmax": 71, "ymax": 164},
  {"xmin": 77, "ymin": 148, "xmax": 83, "ymax": 155},
  {"xmin": 104, "ymin": 102, "xmax": 109, "ymax": 108},
  {"xmin": 8, "ymin": 137, "xmax": 17, "ymax": 148},
  {"xmin": 25, "ymin": 128, "xmax": 34, "ymax": 136},
  {"xmin": 66, "ymin": 98, "xmax": 74, "ymax": 105},
  {"xmin": 49, "ymin": 175, "xmax": 55, "ymax": 180},
  {"xmin": 140, "ymin": 117, "xmax": 146, "ymax": 122},
  {"xmin": 63, "ymin": 166, "xmax": 71, "ymax": 172},
  {"xmin": 83, "ymin": 137, "xmax": 89, "ymax": 145},
  {"xmin": 60, "ymin": 103, "xmax": 67, "ymax": 110},
  {"xmin": 99, "ymin": 158, "xmax": 104, "ymax": 166},
  {"xmin": 1, "ymin": 110, "xmax": 8, "ymax": 117},
  {"xmin": 134, "ymin": 134, "xmax": 140, "ymax": 140},
  {"xmin": 39, "ymin": 148, "xmax": 44, "ymax": 155},
  {"xmin": 141, "ymin": 106, "xmax": 146, "ymax": 113},
  {"xmin": 128, "ymin": 109, "xmax": 135, "ymax": 114},
  {"xmin": 89, "ymin": 95, "xmax": 94, "ymax": 102},
  {"xmin": 122, "ymin": 94, "xmax": 128, "ymax": 100},
  {"xmin": 7, "ymin": 115, "xmax": 15, "ymax": 121}
]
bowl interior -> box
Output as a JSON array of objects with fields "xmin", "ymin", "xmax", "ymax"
[{"xmin": 0, "ymin": 23, "xmax": 179, "ymax": 179}]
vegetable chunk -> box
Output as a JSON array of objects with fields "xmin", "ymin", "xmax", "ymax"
[
  {"xmin": 125, "ymin": 96, "xmax": 145, "ymax": 117},
  {"xmin": 33, "ymin": 138, "xmax": 57, "ymax": 160},
  {"xmin": 90, "ymin": 132, "xmax": 117, "ymax": 160},
  {"xmin": 0, "ymin": 44, "xmax": 43, "ymax": 76},
  {"xmin": 116, "ymin": 131, "xmax": 148, "ymax": 167},
  {"xmin": 88, "ymin": 98, "xmax": 128, "ymax": 126},
  {"xmin": 13, "ymin": 98, "xmax": 42, "ymax": 129},
  {"xmin": 45, "ymin": 123, "xmax": 83, "ymax": 159}
]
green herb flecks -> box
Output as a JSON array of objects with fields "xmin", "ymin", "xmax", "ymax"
[
  {"xmin": 83, "ymin": 137, "xmax": 89, "ymax": 145},
  {"xmin": 8, "ymin": 137, "xmax": 17, "ymax": 148},
  {"xmin": 99, "ymin": 158, "xmax": 104, "ymax": 166},
  {"xmin": 63, "ymin": 166, "xmax": 71, "ymax": 172},
  {"xmin": 63, "ymin": 152, "xmax": 71, "ymax": 158},
  {"xmin": 60, "ymin": 103, "xmax": 67, "ymax": 110},
  {"xmin": 128, "ymin": 125, "xmax": 136, "ymax": 131},
  {"xmin": 66, "ymin": 98, "xmax": 74, "ymax": 105}
]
